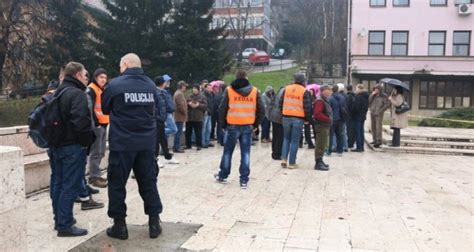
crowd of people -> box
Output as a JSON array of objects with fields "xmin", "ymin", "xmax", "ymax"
[{"xmin": 40, "ymin": 53, "xmax": 407, "ymax": 240}]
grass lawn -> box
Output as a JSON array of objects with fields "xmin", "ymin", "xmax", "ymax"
[{"xmin": 223, "ymin": 66, "xmax": 300, "ymax": 91}]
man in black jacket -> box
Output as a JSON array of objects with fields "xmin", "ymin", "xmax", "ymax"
[
  {"xmin": 346, "ymin": 85, "xmax": 356, "ymax": 149},
  {"xmin": 351, "ymin": 84, "xmax": 369, "ymax": 152},
  {"xmin": 49, "ymin": 62, "xmax": 95, "ymax": 237}
]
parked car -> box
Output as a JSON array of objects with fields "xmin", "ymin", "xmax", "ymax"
[
  {"xmin": 248, "ymin": 51, "xmax": 271, "ymax": 66},
  {"xmin": 271, "ymin": 48, "xmax": 287, "ymax": 59},
  {"xmin": 241, "ymin": 48, "xmax": 258, "ymax": 59}
]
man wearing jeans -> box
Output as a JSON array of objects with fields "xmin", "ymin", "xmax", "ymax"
[
  {"xmin": 214, "ymin": 70, "xmax": 264, "ymax": 189},
  {"xmin": 202, "ymin": 83, "xmax": 215, "ymax": 148},
  {"xmin": 173, "ymin": 81, "xmax": 188, "ymax": 153},
  {"xmin": 49, "ymin": 62, "xmax": 95, "ymax": 237},
  {"xmin": 279, "ymin": 73, "xmax": 313, "ymax": 169}
]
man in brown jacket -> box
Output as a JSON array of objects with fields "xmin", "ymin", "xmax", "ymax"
[
  {"xmin": 173, "ymin": 81, "xmax": 188, "ymax": 153},
  {"xmin": 369, "ymin": 84, "xmax": 390, "ymax": 148},
  {"xmin": 185, "ymin": 84, "xmax": 208, "ymax": 150}
]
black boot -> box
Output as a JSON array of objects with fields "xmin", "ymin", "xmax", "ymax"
[
  {"xmin": 322, "ymin": 159, "xmax": 330, "ymax": 168},
  {"xmin": 315, "ymin": 158, "xmax": 329, "ymax": 171},
  {"xmin": 149, "ymin": 215, "xmax": 162, "ymax": 239},
  {"xmin": 106, "ymin": 219, "xmax": 128, "ymax": 240}
]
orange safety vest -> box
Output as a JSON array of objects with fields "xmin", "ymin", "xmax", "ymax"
[
  {"xmin": 282, "ymin": 84, "xmax": 306, "ymax": 118},
  {"xmin": 226, "ymin": 86, "xmax": 258, "ymax": 125},
  {"xmin": 88, "ymin": 83, "xmax": 110, "ymax": 125}
]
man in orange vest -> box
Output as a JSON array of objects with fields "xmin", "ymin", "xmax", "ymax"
[
  {"xmin": 214, "ymin": 70, "xmax": 264, "ymax": 189},
  {"xmin": 86, "ymin": 68, "xmax": 109, "ymax": 188},
  {"xmin": 279, "ymin": 73, "xmax": 313, "ymax": 169}
]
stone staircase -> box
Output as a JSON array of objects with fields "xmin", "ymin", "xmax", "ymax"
[{"xmin": 365, "ymin": 126, "xmax": 474, "ymax": 156}]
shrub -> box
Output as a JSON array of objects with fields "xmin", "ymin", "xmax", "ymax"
[
  {"xmin": 418, "ymin": 107, "xmax": 474, "ymax": 129},
  {"xmin": 0, "ymin": 97, "xmax": 41, "ymax": 127}
]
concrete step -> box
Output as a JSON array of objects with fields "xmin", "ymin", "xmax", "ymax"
[
  {"xmin": 399, "ymin": 139, "xmax": 474, "ymax": 150},
  {"xmin": 382, "ymin": 145, "xmax": 474, "ymax": 156},
  {"xmin": 364, "ymin": 132, "xmax": 474, "ymax": 156},
  {"xmin": 382, "ymin": 127, "xmax": 474, "ymax": 143}
]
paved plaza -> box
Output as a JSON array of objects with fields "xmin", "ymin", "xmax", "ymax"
[{"xmin": 26, "ymin": 143, "xmax": 473, "ymax": 251}]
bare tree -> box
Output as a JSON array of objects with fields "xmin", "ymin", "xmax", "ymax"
[
  {"xmin": 0, "ymin": 0, "xmax": 48, "ymax": 93},
  {"xmin": 286, "ymin": 0, "xmax": 347, "ymax": 78},
  {"xmin": 224, "ymin": 0, "xmax": 265, "ymax": 65}
]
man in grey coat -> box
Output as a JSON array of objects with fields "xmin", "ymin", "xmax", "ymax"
[
  {"xmin": 369, "ymin": 84, "xmax": 390, "ymax": 148},
  {"xmin": 268, "ymin": 87, "xmax": 285, "ymax": 160}
]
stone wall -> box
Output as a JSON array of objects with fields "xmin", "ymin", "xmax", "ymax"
[
  {"xmin": 0, "ymin": 125, "xmax": 110, "ymax": 195},
  {"xmin": 0, "ymin": 146, "xmax": 27, "ymax": 251}
]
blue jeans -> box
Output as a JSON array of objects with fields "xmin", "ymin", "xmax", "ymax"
[
  {"xmin": 329, "ymin": 120, "xmax": 344, "ymax": 155},
  {"xmin": 281, "ymin": 117, "xmax": 304, "ymax": 165},
  {"xmin": 173, "ymin": 122, "xmax": 184, "ymax": 151},
  {"xmin": 165, "ymin": 113, "xmax": 177, "ymax": 137},
  {"xmin": 218, "ymin": 125, "xmax": 253, "ymax": 183},
  {"xmin": 202, "ymin": 114, "xmax": 212, "ymax": 146},
  {"xmin": 49, "ymin": 144, "xmax": 87, "ymax": 231},
  {"xmin": 332, "ymin": 123, "xmax": 348, "ymax": 151},
  {"xmin": 261, "ymin": 117, "xmax": 271, "ymax": 140},
  {"xmin": 354, "ymin": 120, "xmax": 365, "ymax": 150}
]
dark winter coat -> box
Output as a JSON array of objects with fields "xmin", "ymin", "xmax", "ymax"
[
  {"xmin": 161, "ymin": 88, "xmax": 176, "ymax": 114},
  {"xmin": 101, "ymin": 67, "xmax": 158, "ymax": 152},
  {"xmin": 203, "ymin": 90, "xmax": 214, "ymax": 115},
  {"xmin": 346, "ymin": 91, "xmax": 356, "ymax": 118},
  {"xmin": 329, "ymin": 93, "xmax": 347, "ymax": 122},
  {"xmin": 352, "ymin": 90, "xmax": 369, "ymax": 121},
  {"xmin": 155, "ymin": 88, "xmax": 167, "ymax": 123},
  {"xmin": 186, "ymin": 92, "xmax": 208, "ymax": 122},
  {"xmin": 268, "ymin": 87, "xmax": 284, "ymax": 124},
  {"xmin": 55, "ymin": 75, "xmax": 95, "ymax": 148}
]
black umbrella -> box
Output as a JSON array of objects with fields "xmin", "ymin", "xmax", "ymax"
[{"xmin": 380, "ymin": 78, "xmax": 410, "ymax": 91}]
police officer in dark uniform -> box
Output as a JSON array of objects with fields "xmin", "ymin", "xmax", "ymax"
[{"xmin": 101, "ymin": 53, "xmax": 163, "ymax": 240}]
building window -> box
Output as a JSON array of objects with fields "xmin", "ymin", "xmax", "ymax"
[
  {"xmin": 370, "ymin": 0, "xmax": 386, "ymax": 6},
  {"xmin": 392, "ymin": 31, "xmax": 409, "ymax": 56},
  {"xmin": 453, "ymin": 31, "xmax": 471, "ymax": 56},
  {"xmin": 369, "ymin": 31, "xmax": 385, "ymax": 55},
  {"xmin": 430, "ymin": 0, "xmax": 447, "ymax": 5},
  {"xmin": 393, "ymin": 0, "xmax": 409, "ymax": 6},
  {"xmin": 420, "ymin": 80, "xmax": 473, "ymax": 109},
  {"xmin": 428, "ymin": 31, "xmax": 446, "ymax": 56},
  {"xmin": 455, "ymin": 0, "xmax": 473, "ymax": 5}
]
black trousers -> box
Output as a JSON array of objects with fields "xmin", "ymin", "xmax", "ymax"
[
  {"xmin": 107, "ymin": 150, "xmax": 162, "ymax": 219},
  {"xmin": 186, "ymin": 121, "xmax": 203, "ymax": 148},
  {"xmin": 156, "ymin": 122, "xmax": 172, "ymax": 160},
  {"xmin": 210, "ymin": 111, "xmax": 218, "ymax": 139},
  {"xmin": 392, "ymin": 128, "xmax": 401, "ymax": 147},
  {"xmin": 271, "ymin": 122, "xmax": 284, "ymax": 159},
  {"xmin": 347, "ymin": 119, "xmax": 355, "ymax": 148},
  {"xmin": 304, "ymin": 123, "xmax": 316, "ymax": 147}
]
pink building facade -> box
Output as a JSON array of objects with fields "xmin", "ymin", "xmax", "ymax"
[{"xmin": 349, "ymin": 0, "xmax": 474, "ymax": 116}]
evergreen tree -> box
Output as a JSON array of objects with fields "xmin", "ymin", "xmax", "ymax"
[
  {"xmin": 94, "ymin": 0, "xmax": 173, "ymax": 77},
  {"xmin": 45, "ymin": 0, "xmax": 98, "ymax": 77},
  {"xmin": 166, "ymin": 0, "xmax": 231, "ymax": 83}
]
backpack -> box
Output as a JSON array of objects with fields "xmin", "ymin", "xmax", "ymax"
[{"xmin": 28, "ymin": 88, "xmax": 71, "ymax": 148}]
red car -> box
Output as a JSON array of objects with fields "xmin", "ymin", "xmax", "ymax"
[{"xmin": 248, "ymin": 51, "xmax": 271, "ymax": 66}]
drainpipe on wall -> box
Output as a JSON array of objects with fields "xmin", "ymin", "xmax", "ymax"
[{"xmin": 347, "ymin": 0, "xmax": 352, "ymax": 85}]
